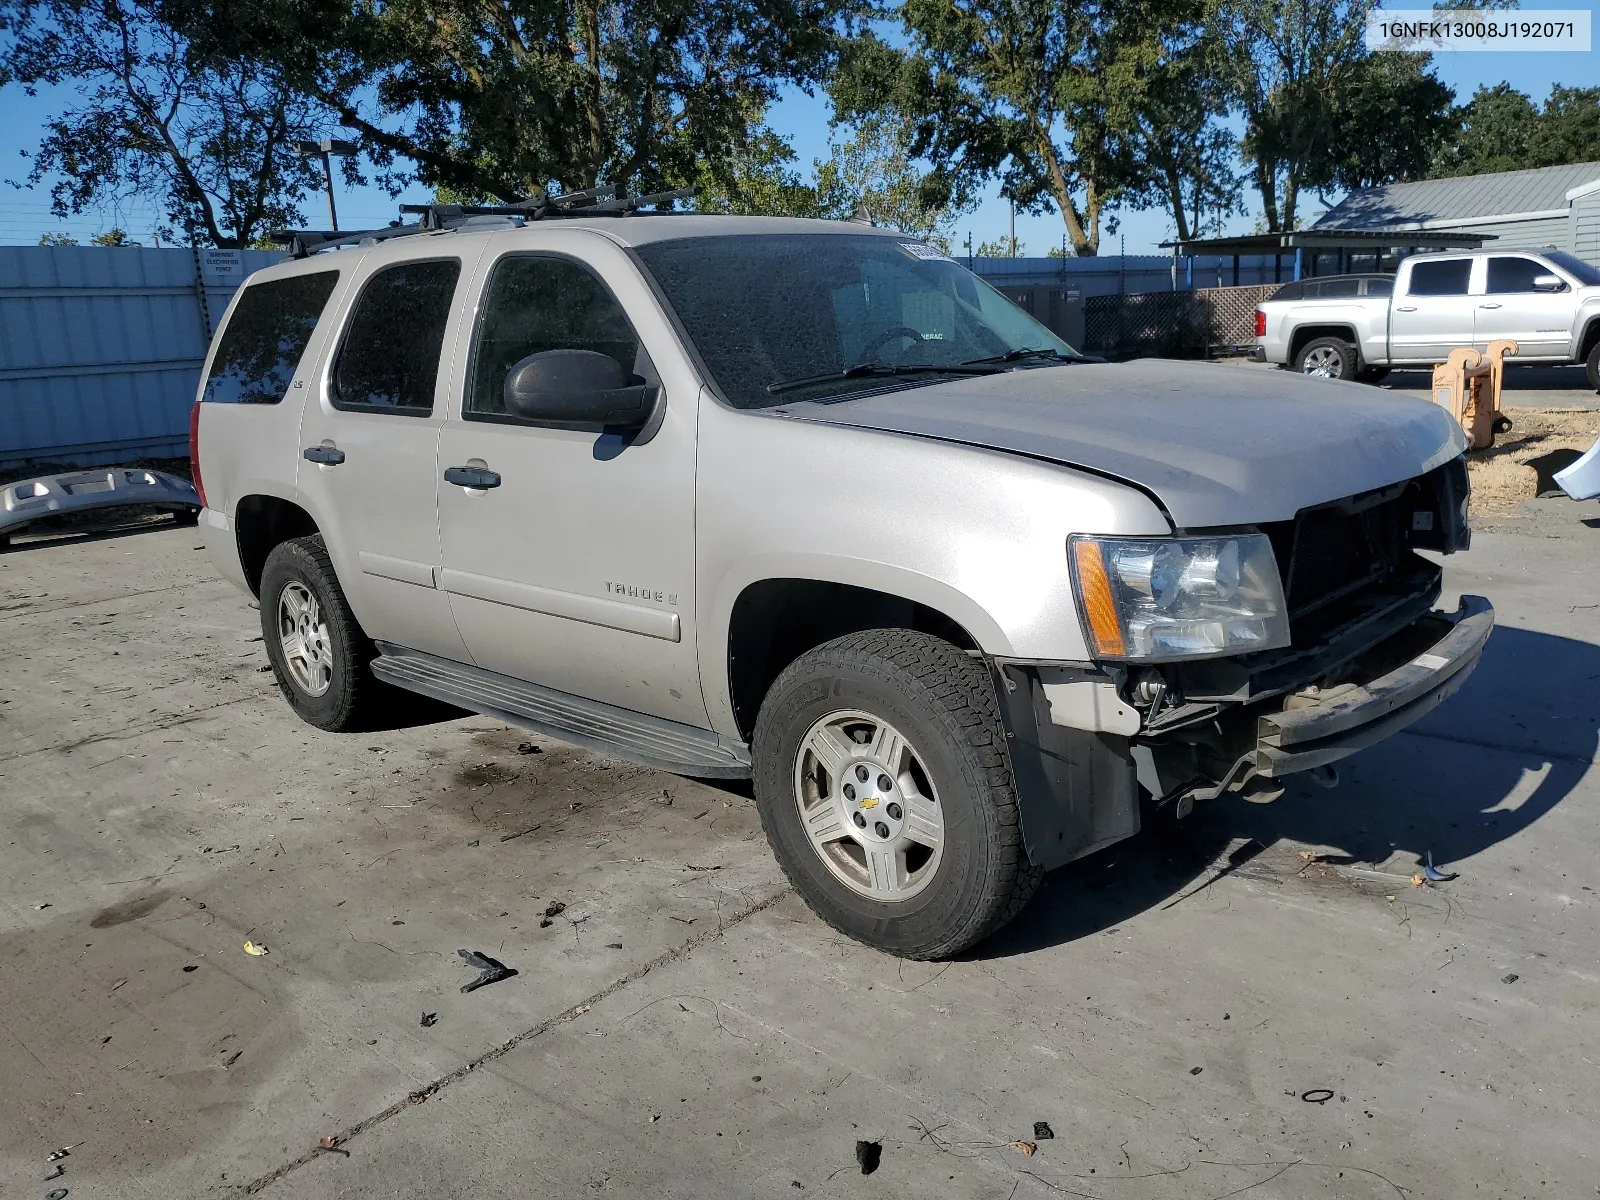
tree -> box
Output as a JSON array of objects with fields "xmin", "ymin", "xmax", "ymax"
[
  {"xmin": 164, "ymin": 0, "xmax": 865, "ymax": 205},
  {"xmin": 975, "ymin": 236, "xmax": 1022, "ymax": 257},
  {"xmin": 38, "ymin": 231, "xmax": 77, "ymax": 244},
  {"xmin": 91, "ymin": 227, "xmax": 141, "ymax": 245},
  {"xmin": 1314, "ymin": 52, "xmax": 1454, "ymax": 191},
  {"xmin": 690, "ymin": 122, "xmax": 821, "ymax": 218},
  {"xmin": 813, "ymin": 113, "xmax": 972, "ymax": 249},
  {"xmin": 1121, "ymin": 39, "xmax": 1241, "ymax": 241},
  {"xmin": 1433, "ymin": 83, "xmax": 1600, "ymax": 177},
  {"xmin": 1216, "ymin": 0, "xmax": 1371, "ymax": 231},
  {"xmin": 1430, "ymin": 83, "xmax": 1537, "ymax": 177},
  {"xmin": 1, "ymin": 0, "xmax": 344, "ymax": 246},
  {"xmin": 832, "ymin": 0, "xmax": 1204, "ymax": 256}
]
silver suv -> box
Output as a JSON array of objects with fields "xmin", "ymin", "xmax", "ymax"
[{"xmin": 193, "ymin": 209, "xmax": 1493, "ymax": 958}]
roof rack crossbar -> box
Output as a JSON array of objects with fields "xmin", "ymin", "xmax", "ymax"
[{"xmin": 271, "ymin": 184, "xmax": 701, "ymax": 257}]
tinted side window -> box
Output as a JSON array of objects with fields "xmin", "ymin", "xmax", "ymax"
[
  {"xmin": 202, "ymin": 272, "xmax": 338, "ymax": 404},
  {"xmin": 466, "ymin": 256, "xmax": 642, "ymax": 420},
  {"xmin": 1364, "ymin": 277, "xmax": 1394, "ymax": 297},
  {"xmin": 332, "ymin": 259, "xmax": 461, "ymax": 415},
  {"xmin": 1318, "ymin": 278, "xmax": 1361, "ymax": 297},
  {"xmin": 1486, "ymin": 257, "xmax": 1555, "ymax": 293},
  {"xmin": 1269, "ymin": 282, "xmax": 1304, "ymax": 301},
  {"xmin": 1407, "ymin": 260, "xmax": 1471, "ymax": 296}
]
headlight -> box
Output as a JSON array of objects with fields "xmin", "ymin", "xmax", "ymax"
[{"xmin": 1069, "ymin": 533, "xmax": 1289, "ymax": 661}]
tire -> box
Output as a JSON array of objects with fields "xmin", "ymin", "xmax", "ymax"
[
  {"xmin": 172, "ymin": 507, "xmax": 200, "ymax": 527},
  {"xmin": 1586, "ymin": 340, "xmax": 1600, "ymax": 393},
  {"xmin": 751, "ymin": 629, "xmax": 1042, "ymax": 959},
  {"xmin": 1295, "ymin": 336, "xmax": 1359, "ymax": 380},
  {"xmin": 259, "ymin": 534, "xmax": 390, "ymax": 732}
]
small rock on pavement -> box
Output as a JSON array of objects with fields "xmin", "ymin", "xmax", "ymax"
[
  {"xmin": 1033, "ymin": 1121, "xmax": 1055, "ymax": 1140},
  {"xmin": 1503, "ymin": 973, "xmax": 1520, "ymax": 984}
]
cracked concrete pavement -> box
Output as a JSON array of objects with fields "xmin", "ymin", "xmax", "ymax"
[{"xmin": 1, "ymin": 499, "xmax": 1597, "ymax": 1199}]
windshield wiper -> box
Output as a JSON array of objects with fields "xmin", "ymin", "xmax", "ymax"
[
  {"xmin": 766, "ymin": 362, "xmax": 1002, "ymax": 395},
  {"xmin": 960, "ymin": 347, "xmax": 1080, "ymax": 366}
]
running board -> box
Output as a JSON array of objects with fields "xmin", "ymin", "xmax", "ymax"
[{"xmin": 370, "ymin": 643, "xmax": 752, "ymax": 778}]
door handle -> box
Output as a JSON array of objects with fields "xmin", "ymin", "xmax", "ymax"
[
  {"xmin": 444, "ymin": 466, "xmax": 502, "ymax": 490},
  {"xmin": 1396, "ymin": 305, "xmax": 1418, "ymax": 312},
  {"xmin": 302, "ymin": 445, "xmax": 345, "ymax": 465}
]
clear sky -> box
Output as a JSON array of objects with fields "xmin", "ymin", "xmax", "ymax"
[{"xmin": 1, "ymin": 2, "xmax": 1596, "ymax": 252}]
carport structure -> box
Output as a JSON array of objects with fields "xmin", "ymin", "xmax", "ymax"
[{"xmin": 1164, "ymin": 228, "xmax": 1492, "ymax": 288}]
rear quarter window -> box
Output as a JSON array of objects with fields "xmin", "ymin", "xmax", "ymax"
[
  {"xmin": 202, "ymin": 272, "xmax": 339, "ymax": 404},
  {"xmin": 1364, "ymin": 277, "xmax": 1394, "ymax": 297}
]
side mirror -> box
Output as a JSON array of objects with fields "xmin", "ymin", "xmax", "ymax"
[
  {"xmin": 503, "ymin": 349, "xmax": 656, "ymax": 427},
  {"xmin": 1531, "ymin": 273, "xmax": 1566, "ymax": 293}
]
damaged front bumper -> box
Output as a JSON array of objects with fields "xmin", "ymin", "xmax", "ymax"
[
  {"xmin": 992, "ymin": 596, "xmax": 1493, "ymax": 871},
  {"xmin": 1252, "ymin": 595, "xmax": 1492, "ymax": 777}
]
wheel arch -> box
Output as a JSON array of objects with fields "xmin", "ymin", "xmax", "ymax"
[
  {"xmin": 235, "ymin": 492, "xmax": 321, "ymax": 597},
  {"xmin": 1289, "ymin": 324, "xmax": 1361, "ymax": 366},
  {"xmin": 714, "ymin": 559, "xmax": 1005, "ymax": 742}
]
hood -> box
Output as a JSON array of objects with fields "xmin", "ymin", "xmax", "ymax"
[{"xmin": 780, "ymin": 359, "xmax": 1466, "ymax": 529}]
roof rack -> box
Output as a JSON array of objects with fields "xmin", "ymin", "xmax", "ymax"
[{"xmin": 268, "ymin": 185, "xmax": 700, "ymax": 258}]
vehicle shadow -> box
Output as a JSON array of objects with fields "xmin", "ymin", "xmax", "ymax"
[{"xmin": 978, "ymin": 624, "xmax": 1600, "ymax": 959}]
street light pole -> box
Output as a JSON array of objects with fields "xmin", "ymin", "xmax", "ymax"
[{"xmin": 296, "ymin": 138, "xmax": 358, "ymax": 232}]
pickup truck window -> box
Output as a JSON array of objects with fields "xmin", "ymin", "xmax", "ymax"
[
  {"xmin": 465, "ymin": 255, "xmax": 641, "ymax": 420},
  {"xmin": 1542, "ymin": 250, "xmax": 1600, "ymax": 288},
  {"xmin": 331, "ymin": 259, "xmax": 461, "ymax": 416},
  {"xmin": 634, "ymin": 233, "xmax": 1075, "ymax": 409},
  {"xmin": 202, "ymin": 271, "xmax": 338, "ymax": 404},
  {"xmin": 1487, "ymin": 257, "xmax": 1560, "ymax": 293},
  {"xmin": 1406, "ymin": 260, "xmax": 1471, "ymax": 296},
  {"xmin": 1365, "ymin": 277, "xmax": 1394, "ymax": 297}
]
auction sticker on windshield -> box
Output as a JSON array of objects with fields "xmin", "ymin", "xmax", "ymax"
[{"xmin": 898, "ymin": 241, "xmax": 953, "ymax": 262}]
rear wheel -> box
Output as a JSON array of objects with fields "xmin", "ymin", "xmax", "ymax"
[
  {"xmin": 1586, "ymin": 340, "xmax": 1600, "ymax": 392},
  {"xmin": 1296, "ymin": 336, "xmax": 1359, "ymax": 380},
  {"xmin": 751, "ymin": 629, "xmax": 1042, "ymax": 959},
  {"xmin": 259, "ymin": 535, "xmax": 391, "ymax": 731}
]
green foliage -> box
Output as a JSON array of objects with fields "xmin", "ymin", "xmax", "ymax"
[
  {"xmin": 165, "ymin": 0, "xmax": 865, "ymax": 204},
  {"xmin": 2, "ymin": 0, "xmax": 340, "ymax": 246},
  {"xmin": 975, "ymin": 236, "xmax": 1022, "ymax": 258},
  {"xmin": 831, "ymin": 0, "xmax": 1206, "ymax": 257},
  {"xmin": 1433, "ymin": 84, "xmax": 1600, "ymax": 178},
  {"xmin": 90, "ymin": 227, "xmax": 140, "ymax": 245},
  {"xmin": 689, "ymin": 121, "xmax": 822, "ymax": 217},
  {"xmin": 37, "ymin": 231, "xmax": 78, "ymax": 245},
  {"xmin": 812, "ymin": 113, "xmax": 971, "ymax": 247}
]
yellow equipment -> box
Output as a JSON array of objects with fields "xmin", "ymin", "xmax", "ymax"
[{"xmin": 1430, "ymin": 340, "xmax": 1517, "ymax": 450}]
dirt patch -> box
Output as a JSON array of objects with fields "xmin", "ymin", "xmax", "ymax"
[{"xmin": 1468, "ymin": 409, "xmax": 1600, "ymax": 516}]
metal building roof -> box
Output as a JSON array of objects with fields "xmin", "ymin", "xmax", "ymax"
[{"xmin": 1313, "ymin": 161, "xmax": 1600, "ymax": 231}]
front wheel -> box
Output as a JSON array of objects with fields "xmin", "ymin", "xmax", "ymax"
[
  {"xmin": 751, "ymin": 630, "xmax": 1042, "ymax": 959},
  {"xmin": 1586, "ymin": 341, "xmax": 1600, "ymax": 393},
  {"xmin": 1296, "ymin": 336, "xmax": 1359, "ymax": 380}
]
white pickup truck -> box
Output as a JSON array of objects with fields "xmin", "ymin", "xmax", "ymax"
[{"xmin": 1255, "ymin": 248, "xmax": 1600, "ymax": 387}]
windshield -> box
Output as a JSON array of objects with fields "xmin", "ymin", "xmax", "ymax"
[
  {"xmin": 1543, "ymin": 250, "xmax": 1600, "ymax": 288},
  {"xmin": 633, "ymin": 233, "xmax": 1079, "ymax": 408}
]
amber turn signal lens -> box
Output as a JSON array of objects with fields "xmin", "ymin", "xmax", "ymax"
[{"xmin": 1072, "ymin": 539, "xmax": 1127, "ymax": 658}]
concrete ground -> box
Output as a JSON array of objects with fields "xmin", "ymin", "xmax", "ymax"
[
  {"xmin": 1224, "ymin": 358, "xmax": 1600, "ymax": 410},
  {"xmin": 2, "ymin": 498, "xmax": 1598, "ymax": 1200}
]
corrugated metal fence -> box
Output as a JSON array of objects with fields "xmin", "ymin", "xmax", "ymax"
[{"xmin": 0, "ymin": 246, "xmax": 283, "ymax": 470}]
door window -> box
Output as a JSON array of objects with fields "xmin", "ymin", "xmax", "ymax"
[
  {"xmin": 332, "ymin": 259, "xmax": 462, "ymax": 415},
  {"xmin": 1406, "ymin": 260, "xmax": 1471, "ymax": 296},
  {"xmin": 1486, "ymin": 257, "xmax": 1559, "ymax": 293},
  {"xmin": 466, "ymin": 256, "xmax": 642, "ymax": 421},
  {"xmin": 202, "ymin": 271, "xmax": 339, "ymax": 404}
]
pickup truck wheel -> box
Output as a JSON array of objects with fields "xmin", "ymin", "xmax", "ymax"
[
  {"xmin": 1586, "ymin": 341, "xmax": 1600, "ymax": 392},
  {"xmin": 259, "ymin": 535, "xmax": 388, "ymax": 732},
  {"xmin": 751, "ymin": 629, "xmax": 1042, "ymax": 960},
  {"xmin": 1296, "ymin": 336, "xmax": 1358, "ymax": 380}
]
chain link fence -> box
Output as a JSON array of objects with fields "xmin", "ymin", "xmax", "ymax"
[{"xmin": 1084, "ymin": 283, "xmax": 1281, "ymax": 360}]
